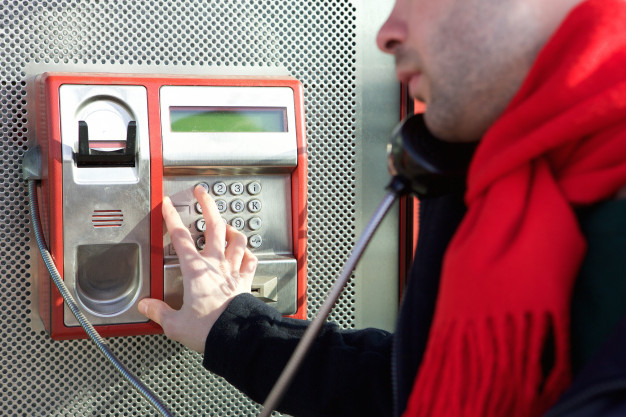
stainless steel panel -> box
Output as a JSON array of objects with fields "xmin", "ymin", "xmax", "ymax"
[{"xmin": 59, "ymin": 84, "xmax": 151, "ymax": 326}]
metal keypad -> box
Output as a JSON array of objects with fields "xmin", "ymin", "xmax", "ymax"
[
  {"xmin": 163, "ymin": 173, "xmax": 296, "ymax": 323},
  {"xmin": 164, "ymin": 174, "xmax": 292, "ymax": 262},
  {"xmin": 193, "ymin": 180, "xmax": 263, "ymax": 250}
]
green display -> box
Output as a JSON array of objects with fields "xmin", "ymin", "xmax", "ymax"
[{"xmin": 170, "ymin": 106, "xmax": 287, "ymax": 133}]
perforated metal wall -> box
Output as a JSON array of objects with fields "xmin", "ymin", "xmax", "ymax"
[{"xmin": 0, "ymin": 0, "xmax": 398, "ymax": 415}]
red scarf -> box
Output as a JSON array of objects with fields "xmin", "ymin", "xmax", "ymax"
[{"xmin": 403, "ymin": 0, "xmax": 626, "ymax": 416}]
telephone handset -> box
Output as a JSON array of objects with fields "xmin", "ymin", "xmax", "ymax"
[
  {"xmin": 387, "ymin": 113, "xmax": 477, "ymax": 198},
  {"xmin": 32, "ymin": 73, "xmax": 307, "ymax": 339}
]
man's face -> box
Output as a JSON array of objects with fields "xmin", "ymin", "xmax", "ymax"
[{"xmin": 377, "ymin": 0, "xmax": 542, "ymax": 142}]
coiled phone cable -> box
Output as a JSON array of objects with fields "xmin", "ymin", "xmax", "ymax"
[{"xmin": 27, "ymin": 178, "xmax": 175, "ymax": 417}]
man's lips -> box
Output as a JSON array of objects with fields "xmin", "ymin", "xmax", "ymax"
[
  {"xmin": 396, "ymin": 68, "xmax": 416, "ymax": 84},
  {"xmin": 407, "ymin": 73, "xmax": 422, "ymax": 97},
  {"xmin": 396, "ymin": 69, "xmax": 422, "ymax": 86}
]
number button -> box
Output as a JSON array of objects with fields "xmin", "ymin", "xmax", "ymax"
[
  {"xmin": 230, "ymin": 217, "xmax": 245, "ymax": 230},
  {"xmin": 248, "ymin": 216, "xmax": 262, "ymax": 231},
  {"xmin": 231, "ymin": 199, "xmax": 245, "ymax": 213},
  {"xmin": 247, "ymin": 181, "xmax": 261, "ymax": 195},
  {"xmin": 213, "ymin": 182, "xmax": 227, "ymax": 196},
  {"xmin": 196, "ymin": 182, "xmax": 210, "ymax": 193},
  {"xmin": 249, "ymin": 234, "xmax": 263, "ymax": 249},
  {"xmin": 247, "ymin": 199, "xmax": 261, "ymax": 213},
  {"xmin": 195, "ymin": 218, "xmax": 206, "ymax": 232},
  {"xmin": 215, "ymin": 199, "xmax": 227, "ymax": 213},
  {"xmin": 230, "ymin": 182, "xmax": 244, "ymax": 195},
  {"xmin": 194, "ymin": 202, "xmax": 202, "ymax": 214},
  {"xmin": 196, "ymin": 236, "xmax": 206, "ymax": 250}
]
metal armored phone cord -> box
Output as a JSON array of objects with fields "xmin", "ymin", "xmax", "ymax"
[
  {"xmin": 259, "ymin": 114, "xmax": 475, "ymax": 416},
  {"xmin": 27, "ymin": 179, "xmax": 175, "ymax": 417},
  {"xmin": 259, "ymin": 176, "xmax": 409, "ymax": 417}
]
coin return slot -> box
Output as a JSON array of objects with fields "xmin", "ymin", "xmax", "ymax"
[
  {"xmin": 251, "ymin": 276, "xmax": 278, "ymax": 302},
  {"xmin": 75, "ymin": 243, "xmax": 141, "ymax": 317}
]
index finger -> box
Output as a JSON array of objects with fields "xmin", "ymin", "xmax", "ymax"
[
  {"xmin": 194, "ymin": 184, "xmax": 227, "ymax": 256},
  {"xmin": 162, "ymin": 196, "xmax": 199, "ymax": 263}
]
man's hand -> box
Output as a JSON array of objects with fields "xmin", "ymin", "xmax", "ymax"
[{"xmin": 138, "ymin": 185, "xmax": 257, "ymax": 353}]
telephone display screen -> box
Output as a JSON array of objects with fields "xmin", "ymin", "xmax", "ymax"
[{"xmin": 170, "ymin": 106, "xmax": 287, "ymax": 133}]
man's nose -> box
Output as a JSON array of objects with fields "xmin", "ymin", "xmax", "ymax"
[{"xmin": 376, "ymin": 2, "xmax": 408, "ymax": 54}]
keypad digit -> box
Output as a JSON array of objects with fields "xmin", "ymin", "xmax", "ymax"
[
  {"xmin": 231, "ymin": 217, "xmax": 245, "ymax": 230},
  {"xmin": 197, "ymin": 182, "xmax": 210, "ymax": 193},
  {"xmin": 230, "ymin": 182, "xmax": 244, "ymax": 195},
  {"xmin": 213, "ymin": 182, "xmax": 227, "ymax": 195},
  {"xmin": 180, "ymin": 179, "xmax": 265, "ymax": 255},
  {"xmin": 231, "ymin": 199, "xmax": 245, "ymax": 213},
  {"xmin": 215, "ymin": 199, "xmax": 227, "ymax": 213},
  {"xmin": 195, "ymin": 218, "xmax": 206, "ymax": 232}
]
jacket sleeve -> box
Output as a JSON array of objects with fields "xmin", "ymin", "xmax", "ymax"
[{"xmin": 203, "ymin": 293, "xmax": 393, "ymax": 417}]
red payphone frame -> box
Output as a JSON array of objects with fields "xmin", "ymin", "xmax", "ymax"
[{"xmin": 35, "ymin": 73, "xmax": 308, "ymax": 339}]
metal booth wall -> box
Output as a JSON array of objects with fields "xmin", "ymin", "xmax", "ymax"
[{"xmin": 0, "ymin": 1, "xmax": 399, "ymax": 415}]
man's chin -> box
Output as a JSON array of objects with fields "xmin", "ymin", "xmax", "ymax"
[
  {"xmin": 422, "ymin": 110, "xmax": 482, "ymax": 143},
  {"xmin": 422, "ymin": 111, "xmax": 456, "ymax": 142}
]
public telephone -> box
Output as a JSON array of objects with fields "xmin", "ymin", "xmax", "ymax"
[{"xmin": 33, "ymin": 73, "xmax": 307, "ymax": 340}]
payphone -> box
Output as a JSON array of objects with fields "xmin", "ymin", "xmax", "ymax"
[{"xmin": 33, "ymin": 73, "xmax": 307, "ymax": 340}]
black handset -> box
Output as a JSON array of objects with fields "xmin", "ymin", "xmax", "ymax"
[{"xmin": 387, "ymin": 113, "xmax": 477, "ymax": 198}]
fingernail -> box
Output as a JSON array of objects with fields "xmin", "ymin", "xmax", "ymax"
[{"xmin": 138, "ymin": 299, "xmax": 147, "ymax": 315}]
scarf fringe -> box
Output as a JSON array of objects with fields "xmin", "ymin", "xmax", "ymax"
[{"xmin": 404, "ymin": 311, "xmax": 571, "ymax": 417}]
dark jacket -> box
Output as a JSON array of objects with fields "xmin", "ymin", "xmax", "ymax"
[
  {"xmin": 203, "ymin": 195, "xmax": 626, "ymax": 417},
  {"xmin": 545, "ymin": 199, "xmax": 626, "ymax": 417}
]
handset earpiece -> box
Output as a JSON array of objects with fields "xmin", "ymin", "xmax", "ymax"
[{"xmin": 386, "ymin": 113, "xmax": 477, "ymax": 198}]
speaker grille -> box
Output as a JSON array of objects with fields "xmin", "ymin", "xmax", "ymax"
[
  {"xmin": 0, "ymin": 0, "xmax": 387, "ymax": 415},
  {"xmin": 92, "ymin": 210, "xmax": 124, "ymax": 228}
]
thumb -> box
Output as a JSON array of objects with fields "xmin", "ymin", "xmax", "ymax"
[{"xmin": 138, "ymin": 298, "xmax": 176, "ymax": 328}]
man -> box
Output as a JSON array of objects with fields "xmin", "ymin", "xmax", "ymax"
[{"xmin": 138, "ymin": 0, "xmax": 626, "ymax": 415}]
